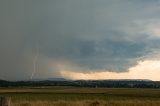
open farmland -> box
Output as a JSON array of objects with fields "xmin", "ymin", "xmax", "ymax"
[{"xmin": 0, "ymin": 87, "xmax": 160, "ymax": 106}]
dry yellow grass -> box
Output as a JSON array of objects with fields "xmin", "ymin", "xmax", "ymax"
[
  {"xmin": 1, "ymin": 87, "xmax": 160, "ymax": 106},
  {"xmin": 13, "ymin": 100, "xmax": 160, "ymax": 106}
]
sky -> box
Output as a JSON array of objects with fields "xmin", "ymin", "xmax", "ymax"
[{"xmin": 1, "ymin": 0, "xmax": 160, "ymax": 80}]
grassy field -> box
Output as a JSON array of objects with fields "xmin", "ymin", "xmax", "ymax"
[{"xmin": 0, "ymin": 87, "xmax": 160, "ymax": 106}]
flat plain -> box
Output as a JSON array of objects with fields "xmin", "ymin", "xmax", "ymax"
[{"xmin": 0, "ymin": 87, "xmax": 160, "ymax": 106}]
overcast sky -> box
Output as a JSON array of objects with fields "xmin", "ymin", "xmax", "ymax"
[{"xmin": 1, "ymin": 0, "xmax": 160, "ymax": 80}]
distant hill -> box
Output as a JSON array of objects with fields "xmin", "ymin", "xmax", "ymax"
[
  {"xmin": 29, "ymin": 78, "xmax": 152, "ymax": 82},
  {"xmin": 95, "ymin": 79, "xmax": 152, "ymax": 81},
  {"xmin": 29, "ymin": 78, "xmax": 67, "ymax": 81},
  {"xmin": 0, "ymin": 79, "xmax": 9, "ymax": 83},
  {"xmin": 0, "ymin": 78, "xmax": 159, "ymax": 88}
]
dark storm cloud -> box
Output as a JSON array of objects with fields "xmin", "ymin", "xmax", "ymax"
[{"xmin": 0, "ymin": 0, "xmax": 160, "ymax": 80}]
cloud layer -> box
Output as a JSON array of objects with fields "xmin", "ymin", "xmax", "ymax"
[
  {"xmin": 60, "ymin": 60, "xmax": 160, "ymax": 81},
  {"xmin": 1, "ymin": 0, "xmax": 160, "ymax": 80}
]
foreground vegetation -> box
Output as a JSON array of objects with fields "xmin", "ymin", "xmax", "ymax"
[
  {"xmin": 0, "ymin": 87, "xmax": 160, "ymax": 106},
  {"xmin": 13, "ymin": 100, "xmax": 160, "ymax": 106}
]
